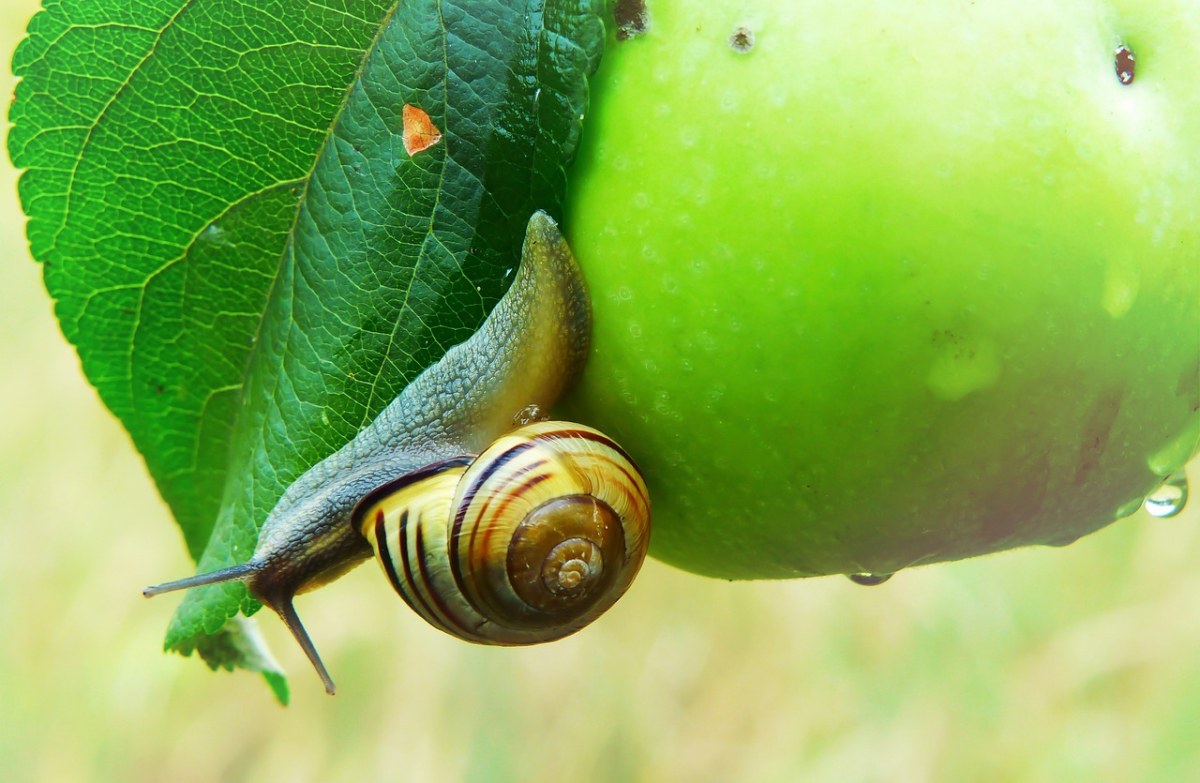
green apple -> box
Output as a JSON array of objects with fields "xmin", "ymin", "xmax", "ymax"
[{"xmin": 561, "ymin": 0, "xmax": 1200, "ymax": 579}]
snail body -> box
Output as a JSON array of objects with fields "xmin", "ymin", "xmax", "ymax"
[{"xmin": 144, "ymin": 212, "xmax": 651, "ymax": 694}]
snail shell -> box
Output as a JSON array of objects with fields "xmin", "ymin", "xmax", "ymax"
[{"xmin": 359, "ymin": 421, "xmax": 650, "ymax": 644}]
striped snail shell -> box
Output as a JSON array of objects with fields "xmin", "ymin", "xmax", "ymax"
[
  {"xmin": 359, "ymin": 421, "xmax": 650, "ymax": 644},
  {"xmin": 143, "ymin": 211, "xmax": 653, "ymax": 695}
]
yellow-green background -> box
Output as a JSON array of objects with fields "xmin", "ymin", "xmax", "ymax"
[{"xmin": 2, "ymin": 1, "xmax": 1199, "ymax": 780}]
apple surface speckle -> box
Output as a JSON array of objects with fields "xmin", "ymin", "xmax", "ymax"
[
  {"xmin": 1115, "ymin": 45, "xmax": 1136, "ymax": 84},
  {"xmin": 729, "ymin": 26, "xmax": 756, "ymax": 53}
]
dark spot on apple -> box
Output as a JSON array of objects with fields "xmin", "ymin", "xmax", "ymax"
[
  {"xmin": 1177, "ymin": 354, "xmax": 1199, "ymax": 401},
  {"xmin": 975, "ymin": 454, "xmax": 1050, "ymax": 546},
  {"xmin": 1073, "ymin": 388, "xmax": 1123, "ymax": 486},
  {"xmin": 729, "ymin": 26, "xmax": 755, "ymax": 53},
  {"xmin": 1115, "ymin": 45, "xmax": 1135, "ymax": 85},
  {"xmin": 614, "ymin": 0, "xmax": 649, "ymax": 41}
]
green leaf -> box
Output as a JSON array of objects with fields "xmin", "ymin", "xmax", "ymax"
[
  {"xmin": 10, "ymin": 0, "xmax": 604, "ymax": 687},
  {"xmin": 185, "ymin": 617, "xmax": 291, "ymax": 706}
]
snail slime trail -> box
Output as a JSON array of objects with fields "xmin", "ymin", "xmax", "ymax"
[{"xmin": 144, "ymin": 213, "xmax": 652, "ymax": 694}]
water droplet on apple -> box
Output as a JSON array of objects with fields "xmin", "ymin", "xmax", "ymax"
[
  {"xmin": 1147, "ymin": 420, "xmax": 1200, "ymax": 478},
  {"xmin": 1114, "ymin": 496, "xmax": 1145, "ymax": 520},
  {"xmin": 848, "ymin": 572, "xmax": 893, "ymax": 586},
  {"xmin": 1144, "ymin": 472, "xmax": 1189, "ymax": 518}
]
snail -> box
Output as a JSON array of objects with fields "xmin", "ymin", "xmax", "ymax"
[{"xmin": 144, "ymin": 212, "xmax": 651, "ymax": 694}]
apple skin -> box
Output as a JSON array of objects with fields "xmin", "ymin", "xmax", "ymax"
[{"xmin": 560, "ymin": 0, "xmax": 1200, "ymax": 579}]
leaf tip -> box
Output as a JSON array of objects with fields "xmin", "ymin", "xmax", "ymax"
[{"xmin": 263, "ymin": 671, "xmax": 291, "ymax": 706}]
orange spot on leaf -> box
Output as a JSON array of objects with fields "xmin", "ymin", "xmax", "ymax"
[{"xmin": 402, "ymin": 104, "xmax": 442, "ymax": 156}]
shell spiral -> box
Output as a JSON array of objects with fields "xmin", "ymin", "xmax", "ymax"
[{"xmin": 357, "ymin": 421, "xmax": 651, "ymax": 644}]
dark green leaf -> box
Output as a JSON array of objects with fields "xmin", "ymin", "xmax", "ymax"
[{"xmin": 10, "ymin": 0, "xmax": 604, "ymax": 689}]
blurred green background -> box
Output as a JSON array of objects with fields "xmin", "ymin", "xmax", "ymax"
[{"xmin": 2, "ymin": 1, "xmax": 1199, "ymax": 780}]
